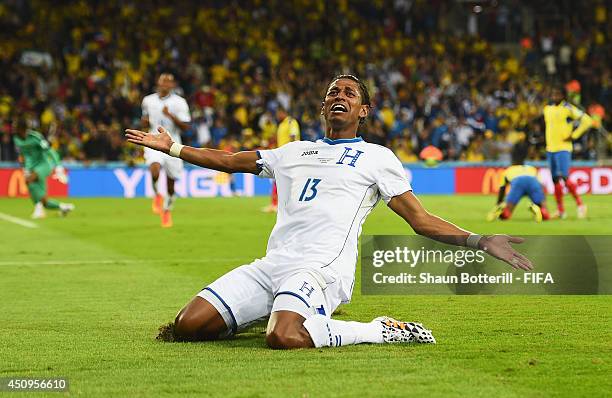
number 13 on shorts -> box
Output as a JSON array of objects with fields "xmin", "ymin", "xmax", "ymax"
[{"xmin": 298, "ymin": 178, "xmax": 321, "ymax": 202}]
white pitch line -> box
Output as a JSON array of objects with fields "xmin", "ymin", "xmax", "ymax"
[
  {"xmin": 0, "ymin": 258, "xmax": 251, "ymax": 266},
  {"xmin": 0, "ymin": 212, "xmax": 38, "ymax": 228}
]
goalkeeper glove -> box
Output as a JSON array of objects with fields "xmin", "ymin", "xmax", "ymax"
[{"xmin": 53, "ymin": 166, "xmax": 68, "ymax": 184}]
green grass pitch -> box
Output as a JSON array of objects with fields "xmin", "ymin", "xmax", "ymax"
[{"xmin": 0, "ymin": 195, "xmax": 610, "ymax": 397}]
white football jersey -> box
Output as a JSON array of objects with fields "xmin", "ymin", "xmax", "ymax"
[
  {"xmin": 257, "ymin": 137, "xmax": 411, "ymax": 302},
  {"xmin": 142, "ymin": 92, "xmax": 191, "ymax": 144}
]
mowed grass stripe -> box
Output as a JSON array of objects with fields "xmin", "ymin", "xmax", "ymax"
[{"xmin": 0, "ymin": 211, "xmax": 38, "ymax": 228}]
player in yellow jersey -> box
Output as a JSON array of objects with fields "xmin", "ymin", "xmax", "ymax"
[
  {"xmin": 276, "ymin": 106, "xmax": 301, "ymax": 147},
  {"xmin": 263, "ymin": 106, "xmax": 300, "ymax": 213},
  {"xmin": 544, "ymin": 86, "xmax": 592, "ymax": 219},
  {"xmin": 487, "ymin": 144, "xmax": 550, "ymax": 222}
]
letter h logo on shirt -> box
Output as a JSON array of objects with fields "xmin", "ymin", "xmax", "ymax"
[
  {"xmin": 336, "ymin": 147, "xmax": 364, "ymax": 167},
  {"xmin": 299, "ymin": 281, "xmax": 315, "ymax": 298}
]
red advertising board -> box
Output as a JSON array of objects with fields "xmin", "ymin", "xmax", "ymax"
[
  {"xmin": 455, "ymin": 166, "xmax": 612, "ymax": 195},
  {"xmin": 0, "ymin": 168, "xmax": 68, "ymax": 198},
  {"xmin": 0, "ymin": 166, "xmax": 609, "ymax": 198}
]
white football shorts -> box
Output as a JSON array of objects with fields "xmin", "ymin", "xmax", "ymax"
[
  {"xmin": 197, "ymin": 258, "xmax": 343, "ymax": 335},
  {"xmin": 144, "ymin": 147, "xmax": 183, "ymax": 180}
]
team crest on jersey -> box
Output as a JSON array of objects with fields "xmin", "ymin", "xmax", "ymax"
[{"xmin": 336, "ymin": 147, "xmax": 364, "ymax": 167}]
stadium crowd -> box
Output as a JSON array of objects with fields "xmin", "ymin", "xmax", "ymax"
[{"xmin": 0, "ymin": 0, "xmax": 609, "ymax": 164}]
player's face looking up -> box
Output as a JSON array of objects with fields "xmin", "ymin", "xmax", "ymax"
[
  {"xmin": 321, "ymin": 78, "xmax": 369, "ymax": 135},
  {"xmin": 157, "ymin": 74, "xmax": 175, "ymax": 97}
]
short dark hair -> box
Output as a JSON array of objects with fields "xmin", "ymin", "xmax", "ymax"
[
  {"xmin": 325, "ymin": 74, "xmax": 371, "ymax": 125},
  {"xmin": 327, "ymin": 74, "xmax": 371, "ymax": 106},
  {"xmin": 16, "ymin": 118, "xmax": 28, "ymax": 132},
  {"xmin": 511, "ymin": 142, "xmax": 528, "ymax": 165},
  {"xmin": 551, "ymin": 83, "xmax": 566, "ymax": 95}
]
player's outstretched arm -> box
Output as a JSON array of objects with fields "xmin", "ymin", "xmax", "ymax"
[
  {"xmin": 125, "ymin": 127, "xmax": 260, "ymax": 174},
  {"xmin": 388, "ymin": 191, "xmax": 532, "ymax": 270}
]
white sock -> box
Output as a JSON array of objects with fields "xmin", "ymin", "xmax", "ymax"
[
  {"xmin": 164, "ymin": 194, "xmax": 176, "ymax": 211},
  {"xmin": 32, "ymin": 202, "xmax": 44, "ymax": 215},
  {"xmin": 303, "ymin": 315, "xmax": 383, "ymax": 348},
  {"xmin": 152, "ymin": 179, "xmax": 158, "ymax": 194}
]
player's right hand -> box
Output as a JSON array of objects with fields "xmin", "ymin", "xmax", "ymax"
[{"xmin": 125, "ymin": 126, "xmax": 173, "ymax": 153}]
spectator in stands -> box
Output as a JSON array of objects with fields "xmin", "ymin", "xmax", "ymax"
[{"xmin": 0, "ymin": 1, "xmax": 607, "ymax": 164}]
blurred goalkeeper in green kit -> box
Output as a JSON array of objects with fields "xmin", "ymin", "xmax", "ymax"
[{"xmin": 13, "ymin": 119, "xmax": 74, "ymax": 219}]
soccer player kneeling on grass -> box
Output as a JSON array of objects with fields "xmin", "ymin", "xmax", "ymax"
[
  {"xmin": 487, "ymin": 143, "xmax": 550, "ymax": 223},
  {"xmin": 126, "ymin": 75, "xmax": 532, "ymax": 349},
  {"xmin": 14, "ymin": 119, "xmax": 74, "ymax": 219}
]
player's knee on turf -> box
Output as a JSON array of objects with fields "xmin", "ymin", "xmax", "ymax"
[
  {"xmin": 173, "ymin": 310, "xmax": 199, "ymax": 340},
  {"xmin": 265, "ymin": 325, "xmax": 312, "ymax": 349},
  {"xmin": 174, "ymin": 304, "xmax": 226, "ymax": 341},
  {"xmin": 265, "ymin": 312, "xmax": 314, "ymax": 349},
  {"xmin": 174, "ymin": 311, "xmax": 213, "ymax": 341}
]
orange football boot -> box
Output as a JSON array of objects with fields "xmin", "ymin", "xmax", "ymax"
[{"xmin": 161, "ymin": 210, "xmax": 173, "ymax": 228}]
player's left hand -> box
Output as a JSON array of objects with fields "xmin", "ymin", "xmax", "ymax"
[
  {"xmin": 162, "ymin": 106, "xmax": 171, "ymax": 117},
  {"xmin": 479, "ymin": 235, "xmax": 533, "ymax": 270}
]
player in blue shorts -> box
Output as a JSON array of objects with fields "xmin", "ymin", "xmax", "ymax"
[
  {"xmin": 543, "ymin": 86, "xmax": 592, "ymax": 219},
  {"xmin": 488, "ymin": 144, "xmax": 550, "ymax": 222},
  {"xmin": 127, "ymin": 75, "xmax": 532, "ymax": 349}
]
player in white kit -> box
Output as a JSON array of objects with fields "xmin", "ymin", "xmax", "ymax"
[
  {"xmin": 141, "ymin": 73, "xmax": 191, "ymax": 227},
  {"xmin": 127, "ymin": 75, "xmax": 532, "ymax": 348}
]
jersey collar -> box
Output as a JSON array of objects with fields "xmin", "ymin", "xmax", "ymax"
[{"xmin": 321, "ymin": 137, "xmax": 363, "ymax": 145}]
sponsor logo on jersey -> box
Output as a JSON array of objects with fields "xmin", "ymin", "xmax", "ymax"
[{"xmin": 301, "ymin": 150, "xmax": 319, "ymax": 156}]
